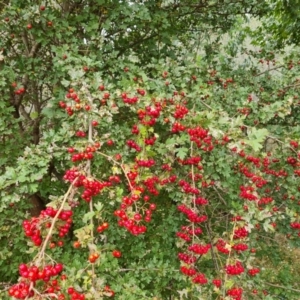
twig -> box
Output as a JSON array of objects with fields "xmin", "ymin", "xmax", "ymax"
[
  {"xmin": 254, "ymin": 65, "xmax": 284, "ymax": 77},
  {"xmin": 35, "ymin": 177, "xmax": 78, "ymax": 265},
  {"xmin": 118, "ymin": 268, "xmax": 178, "ymax": 272},
  {"xmin": 213, "ymin": 186, "xmax": 227, "ymax": 206},
  {"xmin": 199, "ymin": 99, "xmax": 213, "ymax": 110},
  {"xmin": 97, "ymin": 151, "xmax": 134, "ymax": 191},
  {"xmin": 264, "ymin": 282, "xmax": 300, "ymax": 293}
]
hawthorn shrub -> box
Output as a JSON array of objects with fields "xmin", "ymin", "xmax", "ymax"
[
  {"xmin": 2, "ymin": 45, "xmax": 300, "ymax": 300},
  {"xmin": 1, "ymin": 3, "xmax": 300, "ymax": 299}
]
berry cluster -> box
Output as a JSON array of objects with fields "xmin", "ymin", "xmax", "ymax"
[
  {"xmin": 180, "ymin": 266, "xmax": 197, "ymax": 276},
  {"xmin": 131, "ymin": 124, "xmax": 139, "ymax": 134},
  {"xmin": 290, "ymin": 222, "xmax": 300, "ymax": 229},
  {"xmin": 97, "ymin": 222, "xmax": 109, "ymax": 233},
  {"xmin": 144, "ymin": 136, "xmax": 156, "ymax": 145},
  {"xmin": 232, "ymin": 243, "xmax": 248, "ymax": 252},
  {"xmin": 8, "ymin": 263, "xmax": 64, "ymax": 299},
  {"xmin": 136, "ymin": 104, "xmax": 162, "ymax": 126},
  {"xmin": 70, "ymin": 145, "xmax": 99, "ymax": 162},
  {"xmin": 23, "ymin": 207, "xmax": 73, "ymax": 245},
  {"xmin": 192, "ymin": 273, "xmax": 208, "ymax": 285},
  {"xmin": 88, "ymin": 252, "xmax": 100, "ymax": 263},
  {"xmin": 186, "ymin": 127, "xmax": 213, "ymax": 151},
  {"xmin": 136, "ymin": 159, "xmax": 155, "ymax": 168},
  {"xmin": 248, "ymin": 268, "xmax": 260, "ymax": 276},
  {"xmin": 67, "ymin": 287, "xmax": 86, "ymax": 300},
  {"xmin": 8, "ymin": 282, "xmax": 34, "ymax": 299},
  {"xmin": 75, "ymin": 130, "xmax": 86, "ymax": 137},
  {"xmin": 233, "ymin": 227, "xmax": 249, "ymax": 239},
  {"xmin": 122, "ymin": 93, "xmax": 139, "ymax": 104},
  {"xmin": 14, "ymin": 86, "xmax": 26, "ymax": 95},
  {"xmin": 178, "ymin": 179, "xmax": 200, "ymax": 194},
  {"xmin": 212, "ymin": 279, "xmax": 222, "ymax": 288},
  {"xmin": 177, "ymin": 204, "xmax": 207, "ymax": 223},
  {"xmin": 216, "ymin": 239, "xmax": 230, "ymax": 254},
  {"xmin": 176, "ymin": 225, "xmax": 203, "ymax": 242},
  {"xmin": 126, "ymin": 139, "xmax": 142, "ymax": 152},
  {"xmin": 195, "ymin": 196, "xmax": 208, "ymax": 205},
  {"xmin": 63, "ymin": 168, "xmax": 111, "ymax": 202},
  {"xmin": 225, "ymin": 261, "xmax": 244, "ymax": 275},
  {"xmin": 227, "ymin": 287, "xmax": 243, "ymax": 300},
  {"xmin": 114, "ymin": 208, "xmax": 147, "ymax": 235},
  {"xmin": 188, "ymin": 243, "xmax": 211, "ymax": 255},
  {"xmin": 239, "ymin": 185, "xmax": 257, "ymax": 201},
  {"xmin": 174, "ymin": 105, "xmax": 189, "ymax": 119},
  {"xmin": 178, "ymin": 156, "xmax": 201, "ymax": 166},
  {"xmin": 258, "ymin": 197, "xmax": 273, "ymax": 206},
  {"xmin": 176, "ymin": 231, "xmax": 191, "ymax": 242},
  {"xmin": 171, "ymin": 122, "xmax": 185, "ymax": 133},
  {"xmin": 178, "ymin": 252, "xmax": 197, "ymax": 264},
  {"xmin": 143, "ymin": 176, "xmax": 160, "ymax": 195}
]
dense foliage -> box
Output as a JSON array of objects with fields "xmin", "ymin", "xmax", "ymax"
[{"xmin": 1, "ymin": 1, "xmax": 300, "ymax": 299}]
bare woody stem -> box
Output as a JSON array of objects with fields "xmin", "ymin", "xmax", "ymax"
[
  {"xmin": 97, "ymin": 151, "xmax": 134, "ymax": 191},
  {"xmin": 35, "ymin": 177, "xmax": 78, "ymax": 266}
]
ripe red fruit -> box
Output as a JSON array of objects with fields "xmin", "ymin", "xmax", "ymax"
[
  {"xmin": 107, "ymin": 139, "xmax": 114, "ymax": 146},
  {"xmin": 62, "ymin": 54, "xmax": 67, "ymax": 60},
  {"xmin": 134, "ymin": 213, "xmax": 142, "ymax": 221},
  {"xmin": 57, "ymin": 240, "xmax": 64, "ymax": 247},
  {"xmin": 149, "ymin": 203, "xmax": 156, "ymax": 210},
  {"xmin": 50, "ymin": 242, "xmax": 56, "ymax": 249},
  {"xmin": 73, "ymin": 241, "xmax": 81, "ymax": 248},
  {"xmin": 91, "ymin": 120, "xmax": 98, "ymax": 126},
  {"xmin": 98, "ymin": 85, "xmax": 105, "ymax": 91},
  {"xmin": 89, "ymin": 253, "xmax": 99, "ymax": 263},
  {"xmin": 40, "ymin": 5, "xmax": 45, "ymax": 11},
  {"xmin": 61, "ymin": 274, "xmax": 67, "ymax": 280},
  {"xmin": 103, "ymin": 92, "xmax": 110, "ymax": 99},
  {"xmin": 27, "ymin": 24, "xmax": 32, "ymax": 29},
  {"xmin": 115, "ymin": 153, "xmax": 122, "ymax": 160},
  {"xmin": 112, "ymin": 250, "xmax": 121, "ymax": 258},
  {"xmin": 97, "ymin": 224, "xmax": 107, "ymax": 233}
]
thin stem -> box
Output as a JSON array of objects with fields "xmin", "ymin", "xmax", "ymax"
[
  {"xmin": 190, "ymin": 141, "xmax": 196, "ymax": 245},
  {"xmin": 97, "ymin": 151, "xmax": 134, "ymax": 191},
  {"xmin": 35, "ymin": 177, "xmax": 78, "ymax": 265},
  {"xmin": 254, "ymin": 65, "xmax": 284, "ymax": 77},
  {"xmin": 222, "ymin": 221, "xmax": 237, "ymax": 298},
  {"xmin": 263, "ymin": 282, "xmax": 300, "ymax": 293}
]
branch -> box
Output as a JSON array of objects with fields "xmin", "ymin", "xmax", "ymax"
[
  {"xmin": 35, "ymin": 177, "xmax": 78, "ymax": 265},
  {"xmin": 264, "ymin": 282, "xmax": 300, "ymax": 293},
  {"xmin": 254, "ymin": 65, "xmax": 285, "ymax": 77}
]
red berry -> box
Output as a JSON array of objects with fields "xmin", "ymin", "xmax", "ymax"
[{"xmin": 112, "ymin": 250, "xmax": 121, "ymax": 258}]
